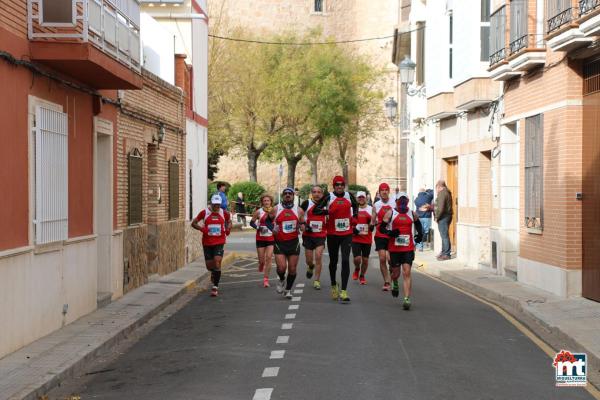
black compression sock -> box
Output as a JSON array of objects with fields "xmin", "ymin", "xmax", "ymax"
[
  {"xmin": 286, "ymin": 273, "xmax": 297, "ymax": 290},
  {"xmin": 277, "ymin": 270, "xmax": 286, "ymax": 281},
  {"xmin": 212, "ymin": 270, "xmax": 221, "ymax": 287}
]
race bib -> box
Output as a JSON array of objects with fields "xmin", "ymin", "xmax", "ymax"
[
  {"xmin": 309, "ymin": 220, "xmax": 323, "ymax": 233},
  {"xmin": 356, "ymin": 223, "xmax": 369, "ymax": 235},
  {"xmin": 259, "ymin": 226, "xmax": 273, "ymax": 237},
  {"xmin": 282, "ymin": 220, "xmax": 297, "ymax": 234},
  {"xmin": 395, "ymin": 235, "xmax": 410, "ymax": 247},
  {"xmin": 208, "ymin": 224, "xmax": 222, "ymax": 236},
  {"xmin": 335, "ymin": 218, "xmax": 350, "ymax": 232}
]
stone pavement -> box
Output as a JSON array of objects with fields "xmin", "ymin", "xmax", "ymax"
[
  {"xmin": 415, "ymin": 250, "xmax": 600, "ymax": 391},
  {"xmin": 0, "ymin": 253, "xmax": 235, "ymax": 400}
]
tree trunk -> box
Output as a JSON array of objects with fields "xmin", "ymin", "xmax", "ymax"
[
  {"xmin": 247, "ymin": 149, "xmax": 259, "ymax": 182},
  {"xmin": 307, "ymin": 154, "xmax": 319, "ymax": 185},
  {"xmin": 342, "ymin": 161, "xmax": 349, "ymax": 187},
  {"xmin": 286, "ymin": 156, "xmax": 300, "ymax": 188}
]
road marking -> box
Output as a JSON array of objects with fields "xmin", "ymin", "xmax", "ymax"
[
  {"xmin": 262, "ymin": 367, "xmax": 280, "ymax": 378},
  {"xmin": 296, "ymin": 283, "xmax": 305, "ymax": 288},
  {"xmin": 270, "ymin": 350, "xmax": 285, "ymax": 359},
  {"xmin": 253, "ymin": 388, "xmax": 273, "ymax": 400},
  {"xmin": 292, "ymin": 296, "xmax": 301, "ymax": 302},
  {"xmin": 276, "ymin": 335, "xmax": 289, "ymax": 344},
  {"xmin": 285, "ymin": 313, "xmax": 296, "ymax": 319},
  {"xmin": 281, "ymin": 323, "xmax": 293, "ymax": 330},
  {"xmin": 288, "ymin": 304, "xmax": 299, "ymax": 310},
  {"xmin": 293, "ymin": 289, "xmax": 303, "ymax": 294}
]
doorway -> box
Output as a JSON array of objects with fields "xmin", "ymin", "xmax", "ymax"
[
  {"xmin": 95, "ymin": 121, "xmax": 113, "ymax": 298},
  {"xmin": 445, "ymin": 157, "xmax": 458, "ymax": 250}
]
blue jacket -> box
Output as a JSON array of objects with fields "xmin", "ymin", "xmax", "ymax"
[
  {"xmin": 414, "ymin": 190, "xmax": 434, "ymax": 218},
  {"xmin": 219, "ymin": 191, "xmax": 228, "ymax": 211}
]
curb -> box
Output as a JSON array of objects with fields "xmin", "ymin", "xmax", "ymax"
[
  {"xmin": 21, "ymin": 253, "xmax": 242, "ymax": 400},
  {"xmin": 418, "ymin": 265, "xmax": 600, "ymax": 394}
]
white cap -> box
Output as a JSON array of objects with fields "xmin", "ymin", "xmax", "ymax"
[
  {"xmin": 356, "ymin": 191, "xmax": 367, "ymax": 198},
  {"xmin": 210, "ymin": 194, "xmax": 222, "ymax": 205},
  {"xmin": 395, "ymin": 192, "xmax": 409, "ymax": 200}
]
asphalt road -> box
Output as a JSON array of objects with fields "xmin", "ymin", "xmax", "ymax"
[{"xmin": 48, "ymin": 231, "xmax": 594, "ymax": 400}]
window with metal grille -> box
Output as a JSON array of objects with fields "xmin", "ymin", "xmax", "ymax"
[
  {"xmin": 314, "ymin": 0, "xmax": 323, "ymax": 12},
  {"xmin": 584, "ymin": 59, "xmax": 600, "ymax": 95},
  {"xmin": 525, "ymin": 114, "xmax": 543, "ymax": 231},
  {"xmin": 480, "ymin": 0, "xmax": 490, "ymax": 61},
  {"xmin": 169, "ymin": 157, "xmax": 179, "ymax": 220},
  {"xmin": 34, "ymin": 106, "xmax": 69, "ymax": 244},
  {"xmin": 128, "ymin": 148, "xmax": 143, "ymax": 225},
  {"xmin": 490, "ymin": 6, "xmax": 506, "ymax": 65}
]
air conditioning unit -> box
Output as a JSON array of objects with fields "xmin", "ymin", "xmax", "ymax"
[{"xmin": 40, "ymin": 0, "xmax": 77, "ymax": 26}]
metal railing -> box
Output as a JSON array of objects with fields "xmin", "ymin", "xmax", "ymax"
[
  {"xmin": 509, "ymin": 34, "xmax": 546, "ymax": 56},
  {"xmin": 547, "ymin": 0, "xmax": 578, "ymax": 33},
  {"xmin": 489, "ymin": 5, "xmax": 506, "ymax": 67},
  {"xmin": 489, "ymin": 47, "xmax": 507, "ymax": 66},
  {"xmin": 580, "ymin": 0, "xmax": 600, "ymax": 15},
  {"xmin": 28, "ymin": 0, "xmax": 141, "ymax": 71}
]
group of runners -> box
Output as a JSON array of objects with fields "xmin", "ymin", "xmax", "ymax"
[{"xmin": 192, "ymin": 175, "xmax": 424, "ymax": 310}]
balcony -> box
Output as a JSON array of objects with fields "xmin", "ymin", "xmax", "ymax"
[
  {"xmin": 546, "ymin": 1, "xmax": 593, "ymax": 52},
  {"xmin": 454, "ymin": 78, "xmax": 500, "ymax": 111},
  {"xmin": 489, "ymin": 47, "xmax": 523, "ymax": 81},
  {"xmin": 427, "ymin": 92, "xmax": 456, "ymax": 120},
  {"xmin": 28, "ymin": 0, "xmax": 142, "ymax": 89},
  {"xmin": 508, "ymin": 34, "xmax": 547, "ymax": 72},
  {"xmin": 579, "ymin": 0, "xmax": 600, "ymax": 37}
]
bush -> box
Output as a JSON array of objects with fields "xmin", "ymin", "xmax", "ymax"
[
  {"xmin": 227, "ymin": 181, "xmax": 267, "ymax": 214},
  {"xmin": 207, "ymin": 181, "xmax": 231, "ymax": 202},
  {"xmin": 299, "ymin": 183, "xmax": 328, "ymax": 202}
]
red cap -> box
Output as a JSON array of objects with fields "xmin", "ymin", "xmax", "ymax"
[
  {"xmin": 333, "ymin": 175, "xmax": 345, "ymax": 185},
  {"xmin": 379, "ymin": 183, "xmax": 390, "ymax": 191}
]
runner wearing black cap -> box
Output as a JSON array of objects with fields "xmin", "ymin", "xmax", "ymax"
[{"xmin": 300, "ymin": 185, "xmax": 328, "ymax": 290}]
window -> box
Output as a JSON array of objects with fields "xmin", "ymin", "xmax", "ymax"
[
  {"xmin": 449, "ymin": 12, "xmax": 453, "ymax": 79},
  {"xmin": 416, "ymin": 21, "xmax": 425, "ymax": 85},
  {"xmin": 509, "ymin": 0, "xmax": 528, "ymax": 54},
  {"xmin": 169, "ymin": 157, "xmax": 179, "ymax": 220},
  {"xmin": 480, "ymin": 0, "xmax": 490, "ymax": 61},
  {"xmin": 314, "ymin": 0, "xmax": 323, "ymax": 13},
  {"xmin": 188, "ymin": 168, "xmax": 193, "ymax": 220},
  {"xmin": 489, "ymin": 6, "xmax": 506, "ymax": 65},
  {"xmin": 128, "ymin": 148, "xmax": 143, "ymax": 225},
  {"xmin": 525, "ymin": 114, "xmax": 543, "ymax": 231},
  {"xmin": 34, "ymin": 106, "xmax": 68, "ymax": 244}
]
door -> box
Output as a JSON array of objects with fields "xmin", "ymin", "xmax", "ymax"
[
  {"xmin": 95, "ymin": 126, "xmax": 113, "ymax": 297},
  {"xmin": 445, "ymin": 157, "xmax": 458, "ymax": 250},
  {"xmin": 582, "ymin": 60, "xmax": 600, "ymax": 302}
]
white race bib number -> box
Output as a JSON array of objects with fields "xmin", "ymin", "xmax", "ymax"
[
  {"xmin": 259, "ymin": 226, "xmax": 273, "ymax": 237},
  {"xmin": 309, "ymin": 220, "xmax": 323, "ymax": 233},
  {"xmin": 208, "ymin": 224, "xmax": 222, "ymax": 236},
  {"xmin": 282, "ymin": 220, "xmax": 297, "ymax": 234},
  {"xmin": 395, "ymin": 235, "xmax": 410, "ymax": 247},
  {"xmin": 356, "ymin": 223, "xmax": 369, "ymax": 235},
  {"xmin": 335, "ymin": 218, "xmax": 350, "ymax": 232}
]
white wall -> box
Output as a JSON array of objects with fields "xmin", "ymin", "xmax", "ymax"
[
  {"xmin": 141, "ymin": 12, "xmax": 175, "ymax": 84},
  {"xmin": 452, "ymin": 0, "xmax": 489, "ymax": 85},
  {"xmin": 192, "ymin": 18, "xmax": 208, "ymax": 118},
  {"xmin": 425, "ymin": 0, "xmax": 453, "ymax": 97},
  {"xmin": 186, "ymin": 120, "xmax": 208, "ymax": 218}
]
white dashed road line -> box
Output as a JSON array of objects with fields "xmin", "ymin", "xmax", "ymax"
[
  {"xmin": 293, "ymin": 289, "xmax": 304, "ymax": 294},
  {"xmin": 276, "ymin": 335, "xmax": 289, "ymax": 344},
  {"xmin": 292, "ymin": 296, "xmax": 302, "ymax": 301},
  {"xmin": 262, "ymin": 367, "xmax": 280, "ymax": 378},
  {"xmin": 281, "ymin": 323, "xmax": 293, "ymax": 330},
  {"xmin": 253, "ymin": 388, "xmax": 273, "ymax": 400},
  {"xmin": 296, "ymin": 283, "xmax": 305, "ymax": 288},
  {"xmin": 288, "ymin": 304, "xmax": 299, "ymax": 310},
  {"xmin": 285, "ymin": 313, "xmax": 296, "ymax": 319},
  {"xmin": 270, "ymin": 350, "xmax": 285, "ymax": 359}
]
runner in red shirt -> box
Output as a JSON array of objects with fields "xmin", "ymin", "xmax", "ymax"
[
  {"xmin": 379, "ymin": 192, "xmax": 423, "ymax": 310},
  {"xmin": 192, "ymin": 194, "xmax": 232, "ymax": 297},
  {"xmin": 250, "ymin": 194, "xmax": 275, "ymax": 288},
  {"xmin": 300, "ymin": 185, "xmax": 328, "ymax": 290},
  {"xmin": 372, "ymin": 183, "xmax": 394, "ymax": 291},
  {"xmin": 351, "ymin": 191, "xmax": 374, "ymax": 285},
  {"xmin": 268, "ymin": 187, "xmax": 305, "ymax": 299}
]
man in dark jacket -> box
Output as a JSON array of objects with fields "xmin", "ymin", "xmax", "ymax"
[
  {"xmin": 235, "ymin": 192, "xmax": 247, "ymax": 227},
  {"xmin": 414, "ymin": 188, "xmax": 433, "ymax": 251},
  {"xmin": 434, "ymin": 180, "xmax": 453, "ymax": 260}
]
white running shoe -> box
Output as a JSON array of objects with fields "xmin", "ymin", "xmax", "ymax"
[
  {"xmin": 276, "ymin": 279, "xmax": 285, "ymax": 294},
  {"xmin": 284, "ymin": 290, "xmax": 293, "ymax": 299}
]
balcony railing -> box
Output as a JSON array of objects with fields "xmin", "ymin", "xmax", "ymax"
[
  {"xmin": 547, "ymin": 0, "xmax": 578, "ymax": 33},
  {"xmin": 580, "ymin": 0, "xmax": 600, "ymax": 15},
  {"xmin": 509, "ymin": 34, "xmax": 546, "ymax": 55},
  {"xmin": 28, "ymin": 0, "xmax": 141, "ymax": 71}
]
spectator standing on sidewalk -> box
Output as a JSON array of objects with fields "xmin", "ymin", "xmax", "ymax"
[
  {"xmin": 434, "ymin": 180, "xmax": 453, "ymax": 261},
  {"xmin": 235, "ymin": 192, "xmax": 247, "ymax": 227},
  {"xmin": 217, "ymin": 182, "xmax": 228, "ymax": 212},
  {"xmin": 414, "ymin": 188, "xmax": 433, "ymax": 251}
]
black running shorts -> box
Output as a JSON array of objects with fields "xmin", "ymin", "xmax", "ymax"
[
  {"xmin": 256, "ymin": 240, "xmax": 274, "ymax": 248},
  {"xmin": 374, "ymin": 236, "xmax": 389, "ymax": 251},
  {"xmin": 302, "ymin": 236, "xmax": 326, "ymax": 250},
  {"xmin": 203, "ymin": 245, "xmax": 224, "ymax": 261},
  {"xmin": 389, "ymin": 251, "xmax": 415, "ymax": 268},
  {"xmin": 352, "ymin": 242, "xmax": 372, "ymax": 258},
  {"xmin": 274, "ymin": 238, "xmax": 301, "ymax": 256}
]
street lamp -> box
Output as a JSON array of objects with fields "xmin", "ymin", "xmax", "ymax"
[
  {"xmin": 399, "ymin": 55, "xmax": 425, "ymax": 97},
  {"xmin": 384, "ymin": 97, "xmax": 398, "ymax": 123}
]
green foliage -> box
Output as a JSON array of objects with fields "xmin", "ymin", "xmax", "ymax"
[
  {"xmin": 227, "ymin": 181, "xmax": 267, "ymax": 214},
  {"xmin": 207, "ymin": 148, "xmax": 224, "ymax": 181},
  {"xmin": 348, "ymin": 184, "xmax": 370, "ymax": 196},
  {"xmin": 207, "ymin": 181, "xmax": 230, "ymax": 201},
  {"xmin": 298, "ymin": 183, "xmax": 328, "ymax": 202}
]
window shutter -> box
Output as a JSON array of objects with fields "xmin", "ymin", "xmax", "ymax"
[
  {"xmin": 35, "ymin": 106, "xmax": 69, "ymax": 244},
  {"xmin": 169, "ymin": 157, "xmax": 179, "ymax": 220},
  {"xmin": 128, "ymin": 148, "xmax": 143, "ymax": 225},
  {"xmin": 525, "ymin": 114, "xmax": 543, "ymax": 230}
]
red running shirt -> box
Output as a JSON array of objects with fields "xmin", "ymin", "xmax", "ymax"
[
  {"xmin": 326, "ymin": 192, "xmax": 354, "ymax": 236},
  {"xmin": 196, "ymin": 208, "xmax": 230, "ymax": 246},
  {"xmin": 374, "ymin": 199, "xmax": 394, "ymax": 239},
  {"xmin": 387, "ymin": 209, "xmax": 415, "ymax": 253},
  {"xmin": 274, "ymin": 204, "xmax": 300, "ymax": 242},
  {"xmin": 303, "ymin": 200, "xmax": 327, "ymax": 239},
  {"xmin": 255, "ymin": 208, "xmax": 275, "ymax": 243},
  {"xmin": 352, "ymin": 206, "xmax": 373, "ymax": 244}
]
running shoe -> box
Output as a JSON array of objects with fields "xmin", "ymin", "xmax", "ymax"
[
  {"xmin": 352, "ymin": 269, "xmax": 359, "ymax": 281},
  {"xmin": 340, "ymin": 290, "xmax": 350, "ymax": 302},
  {"xmin": 263, "ymin": 277, "xmax": 270, "ymax": 288},
  {"xmin": 403, "ymin": 296, "xmax": 411, "ymax": 310},
  {"xmin": 330, "ymin": 283, "xmax": 340, "ymax": 300},
  {"xmin": 210, "ymin": 286, "xmax": 219, "ymax": 297},
  {"xmin": 284, "ymin": 290, "xmax": 293, "ymax": 299},
  {"xmin": 391, "ymin": 281, "xmax": 400, "ymax": 298},
  {"xmin": 276, "ymin": 279, "xmax": 285, "ymax": 294},
  {"xmin": 359, "ymin": 276, "xmax": 367, "ymax": 285},
  {"xmin": 306, "ymin": 265, "xmax": 315, "ymax": 279},
  {"xmin": 382, "ymin": 282, "xmax": 391, "ymax": 291},
  {"xmin": 313, "ymin": 280, "xmax": 321, "ymax": 290}
]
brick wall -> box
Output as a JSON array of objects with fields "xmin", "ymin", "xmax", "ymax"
[{"xmin": 1, "ymin": 0, "xmax": 27, "ymax": 39}]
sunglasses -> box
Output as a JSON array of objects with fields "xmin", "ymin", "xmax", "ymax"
[{"xmin": 334, "ymin": 182, "xmax": 344, "ymax": 187}]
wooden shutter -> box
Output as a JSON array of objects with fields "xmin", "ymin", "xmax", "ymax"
[
  {"xmin": 128, "ymin": 148, "xmax": 142, "ymax": 225},
  {"xmin": 525, "ymin": 114, "xmax": 543, "ymax": 230},
  {"xmin": 35, "ymin": 106, "xmax": 69, "ymax": 244},
  {"xmin": 169, "ymin": 157, "xmax": 179, "ymax": 220}
]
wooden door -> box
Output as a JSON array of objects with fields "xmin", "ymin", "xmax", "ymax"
[
  {"xmin": 445, "ymin": 158, "xmax": 458, "ymax": 250},
  {"xmin": 582, "ymin": 61, "xmax": 600, "ymax": 302}
]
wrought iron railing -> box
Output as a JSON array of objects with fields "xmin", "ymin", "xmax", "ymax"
[
  {"xmin": 509, "ymin": 34, "xmax": 546, "ymax": 56},
  {"xmin": 547, "ymin": 5, "xmax": 577, "ymax": 33},
  {"xmin": 580, "ymin": 0, "xmax": 600, "ymax": 15},
  {"xmin": 490, "ymin": 47, "xmax": 507, "ymax": 66}
]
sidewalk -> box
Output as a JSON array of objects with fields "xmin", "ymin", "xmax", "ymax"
[
  {"xmin": 0, "ymin": 253, "xmax": 235, "ymax": 400},
  {"xmin": 415, "ymin": 251, "xmax": 600, "ymax": 390}
]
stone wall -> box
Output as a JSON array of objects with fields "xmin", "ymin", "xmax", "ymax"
[
  {"xmin": 154, "ymin": 220, "xmax": 186, "ymax": 276},
  {"xmin": 185, "ymin": 224, "xmax": 204, "ymax": 263},
  {"xmin": 123, "ymin": 224, "xmax": 148, "ymax": 293}
]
